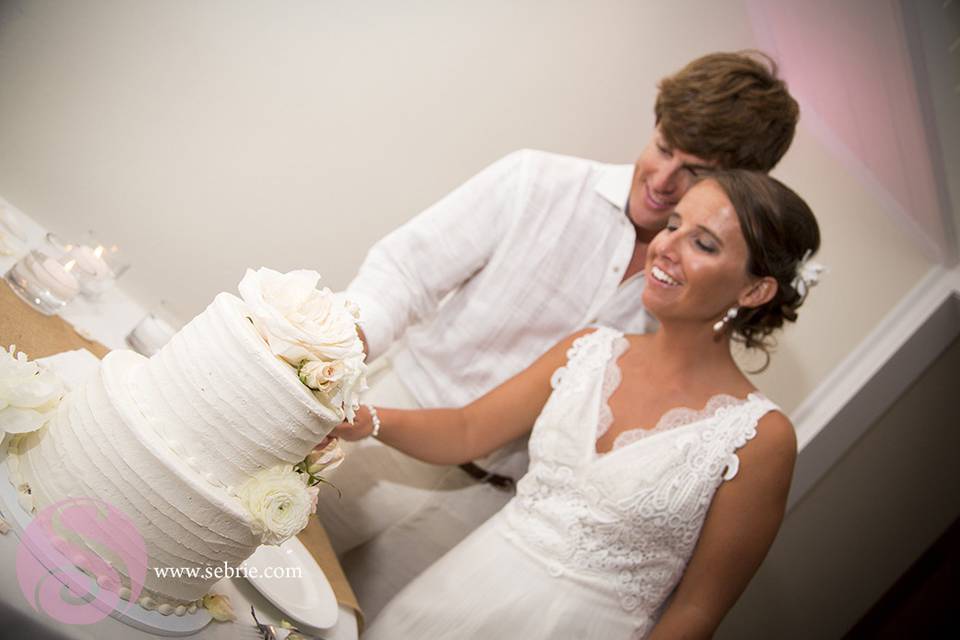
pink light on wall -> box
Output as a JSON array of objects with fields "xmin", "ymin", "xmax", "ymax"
[{"xmin": 747, "ymin": 0, "xmax": 947, "ymax": 262}]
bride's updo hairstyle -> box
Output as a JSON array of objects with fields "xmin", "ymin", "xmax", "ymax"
[{"xmin": 703, "ymin": 170, "xmax": 820, "ymax": 354}]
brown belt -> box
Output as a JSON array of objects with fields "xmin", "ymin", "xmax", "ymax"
[{"xmin": 458, "ymin": 462, "xmax": 515, "ymax": 491}]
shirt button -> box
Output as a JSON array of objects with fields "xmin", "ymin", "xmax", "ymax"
[{"xmin": 613, "ymin": 266, "xmax": 621, "ymax": 273}]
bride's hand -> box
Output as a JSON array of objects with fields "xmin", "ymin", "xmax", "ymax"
[{"xmin": 332, "ymin": 405, "xmax": 375, "ymax": 441}]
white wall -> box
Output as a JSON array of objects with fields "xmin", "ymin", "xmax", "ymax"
[
  {"xmin": 0, "ymin": 0, "xmax": 934, "ymax": 416},
  {"xmin": 719, "ymin": 334, "xmax": 960, "ymax": 639}
]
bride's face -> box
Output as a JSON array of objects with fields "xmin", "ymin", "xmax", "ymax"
[{"xmin": 641, "ymin": 180, "xmax": 765, "ymax": 326}]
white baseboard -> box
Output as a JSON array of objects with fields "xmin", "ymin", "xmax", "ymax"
[{"xmin": 788, "ymin": 265, "xmax": 960, "ymax": 511}]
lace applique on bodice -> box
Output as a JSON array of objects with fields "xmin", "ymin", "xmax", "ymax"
[
  {"xmin": 610, "ymin": 392, "xmax": 760, "ymax": 451},
  {"xmin": 499, "ymin": 327, "xmax": 780, "ymax": 638}
]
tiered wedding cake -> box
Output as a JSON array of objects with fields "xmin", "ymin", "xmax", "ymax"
[{"xmin": 3, "ymin": 268, "xmax": 366, "ymax": 615}]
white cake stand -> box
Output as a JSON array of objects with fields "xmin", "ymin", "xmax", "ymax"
[{"xmin": 0, "ymin": 442, "xmax": 212, "ymax": 637}]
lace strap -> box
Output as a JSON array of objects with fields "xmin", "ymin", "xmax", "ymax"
[
  {"xmin": 574, "ymin": 325, "xmax": 624, "ymax": 352},
  {"xmin": 720, "ymin": 394, "xmax": 782, "ymax": 481},
  {"xmin": 549, "ymin": 326, "xmax": 624, "ymax": 390}
]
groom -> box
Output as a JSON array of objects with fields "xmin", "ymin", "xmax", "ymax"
[{"xmin": 317, "ymin": 51, "xmax": 800, "ymax": 618}]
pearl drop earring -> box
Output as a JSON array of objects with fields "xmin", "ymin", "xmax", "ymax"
[{"xmin": 713, "ymin": 307, "xmax": 738, "ymax": 333}]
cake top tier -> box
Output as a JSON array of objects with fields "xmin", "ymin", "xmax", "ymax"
[
  {"xmin": 238, "ymin": 267, "xmax": 367, "ymax": 422},
  {"xmin": 126, "ymin": 268, "xmax": 367, "ymax": 492}
]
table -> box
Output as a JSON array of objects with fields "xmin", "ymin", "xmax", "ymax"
[{"xmin": 0, "ymin": 200, "xmax": 361, "ymax": 639}]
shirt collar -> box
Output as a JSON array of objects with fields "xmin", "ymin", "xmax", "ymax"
[{"xmin": 594, "ymin": 163, "xmax": 635, "ymax": 212}]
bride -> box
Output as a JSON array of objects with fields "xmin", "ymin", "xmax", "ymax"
[{"xmin": 332, "ymin": 169, "xmax": 820, "ymax": 639}]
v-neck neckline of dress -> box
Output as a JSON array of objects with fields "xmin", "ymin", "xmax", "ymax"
[{"xmin": 591, "ymin": 332, "xmax": 762, "ymax": 458}]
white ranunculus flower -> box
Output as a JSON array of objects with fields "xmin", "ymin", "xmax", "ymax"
[
  {"xmin": 0, "ymin": 345, "xmax": 64, "ymax": 435},
  {"xmin": 238, "ymin": 268, "xmax": 364, "ymax": 366},
  {"xmin": 238, "ymin": 465, "xmax": 315, "ymax": 545}
]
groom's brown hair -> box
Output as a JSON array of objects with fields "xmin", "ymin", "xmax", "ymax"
[{"xmin": 655, "ymin": 51, "xmax": 799, "ymax": 172}]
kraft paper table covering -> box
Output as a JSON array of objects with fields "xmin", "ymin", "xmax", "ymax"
[
  {"xmin": 0, "ymin": 278, "xmax": 365, "ymax": 629},
  {"xmin": 296, "ymin": 517, "xmax": 365, "ymax": 631},
  {"xmin": 0, "ymin": 279, "xmax": 110, "ymax": 359}
]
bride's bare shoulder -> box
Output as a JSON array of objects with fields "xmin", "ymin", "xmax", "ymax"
[
  {"xmin": 739, "ymin": 409, "xmax": 797, "ymax": 482},
  {"xmin": 622, "ymin": 332, "xmax": 653, "ymax": 350}
]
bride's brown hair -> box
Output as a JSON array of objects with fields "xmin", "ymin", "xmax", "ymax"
[{"xmin": 703, "ymin": 170, "xmax": 820, "ymax": 357}]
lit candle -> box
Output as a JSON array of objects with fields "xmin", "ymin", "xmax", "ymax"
[
  {"xmin": 31, "ymin": 257, "xmax": 80, "ymax": 300},
  {"xmin": 71, "ymin": 245, "xmax": 114, "ymax": 280},
  {"xmin": 131, "ymin": 314, "xmax": 176, "ymax": 355}
]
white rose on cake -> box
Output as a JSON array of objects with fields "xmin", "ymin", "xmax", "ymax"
[
  {"xmin": 299, "ymin": 359, "xmax": 344, "ymax": 393},
  {"xmin": 297, "ymin": 356, "xmax": 367, "ymax": 421},
  {"xmin": 238, "ymin": 465, "xmax": 319, "ymax": 546},
  {"xmin": 0, "ymin": 345, "xmax": 64, "ymax": 435},
  {"xmin": 238, "ymin": 267, "xmax": 367, "ymax": 420},
  {"xmin": 238, "ymin": 267, "xmax": 361, "ymax": 363},
  {"xmin": 305, "ymin": 436, "xmax": 345, "ymax": 475}
]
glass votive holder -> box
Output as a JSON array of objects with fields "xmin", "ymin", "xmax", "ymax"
[
  {"xmin": 126, "ymin": 312, "xmax": 178, "ymax": 357},
  {"xmin": 4, "ymin": 250, "xmax": 81, "ymax": 315},
  {"xmin": 44, "ymin": 231, "xmax": 72, "ymax": 255},
  {"xmin": 63, "ymin": 232, "xmax": 129, "ymax": 301},
  {"xmin": 99, "ymin": 243, "xmax": 129, "ymax": 279}
]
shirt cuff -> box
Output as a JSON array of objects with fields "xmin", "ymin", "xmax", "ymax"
[{"xmin": 342, "ymin": 289, "xmax": 394, "ymax": 363}]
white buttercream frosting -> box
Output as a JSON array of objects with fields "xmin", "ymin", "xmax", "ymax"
[
  {"xmin": 8, "ymin": 290, "xmax": 344, "ymax": 604},
  {"xmin": 130, "ymin": 293, "xmax": 341, "ymax": 490}
]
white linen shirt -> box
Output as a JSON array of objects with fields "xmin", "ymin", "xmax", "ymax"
[{"xmin": 347, "ymin": 149, "xmax": 652, "ymax": 415}]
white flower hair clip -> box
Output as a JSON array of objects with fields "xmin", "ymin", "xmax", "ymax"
[{"xmin": 791, "ymin": 249, "xmax": 826, "ymax": 298}]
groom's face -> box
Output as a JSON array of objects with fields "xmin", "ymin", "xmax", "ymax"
[{"xmin": 627, "ymin": 127, "xmax": 713, "ymax": 234}]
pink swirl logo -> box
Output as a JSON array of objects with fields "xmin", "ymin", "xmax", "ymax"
[{"xmin": 15, "ymin": 497, "xmax": 147, "ymax": 625}]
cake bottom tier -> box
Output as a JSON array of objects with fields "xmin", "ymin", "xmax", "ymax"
[{"xmin": 8, "ymin": 350, "xmax": 259, "ymax": 605}]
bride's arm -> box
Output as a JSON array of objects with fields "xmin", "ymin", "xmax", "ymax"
[
  {"xmin": 646, "ymin": 411, "xmax": 797, "ymax": 640},
  {"xmin": 332, "ymin": 328, "xmax": 594, "ymax": 465}
]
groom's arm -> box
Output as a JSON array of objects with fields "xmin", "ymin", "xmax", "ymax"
[
  {"xmin": 345, "ymin": 150, "xmax": 530, "ymax": 363},
  {"xmin": 333, "ymin": 329, "xmax": 593, "ymax": 464}
]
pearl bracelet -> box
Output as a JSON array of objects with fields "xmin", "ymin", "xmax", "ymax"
[{"xmin": 366, "ymin": 404, "xmax": 381, "ymax": 439}]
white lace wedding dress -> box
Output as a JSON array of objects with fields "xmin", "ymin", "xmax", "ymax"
[{"xmin": 365, "ymin": 327, "xmax": 780, "ymax": 639}]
